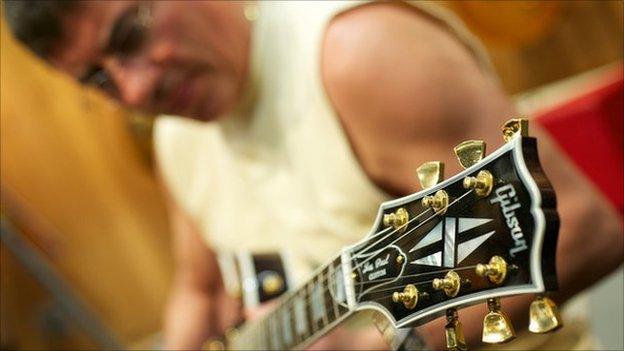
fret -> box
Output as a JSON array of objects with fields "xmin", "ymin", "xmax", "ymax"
[
  {"xmin": 304, "ymin": 281, "xmax": 315, "ymax": 334},
  {"xmin": 329, "ymin": 259, "xmax": 350, "ymax": 317},
  {"xmin": 329, "ymin": 262, "xmax": 341, "ymax": 319},
  {"xmin": 319, "ymin": 267, "xmax": 336, "ymax": 325}
]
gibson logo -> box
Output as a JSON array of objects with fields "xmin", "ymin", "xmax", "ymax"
[{"xmin": 490, "ymin": 184, "xmax": 527, "ymax": 257}]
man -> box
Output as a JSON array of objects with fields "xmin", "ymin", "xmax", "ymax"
[{"xmin": 5, "ymin": 1, "xmax": 622, "ymax": 350}]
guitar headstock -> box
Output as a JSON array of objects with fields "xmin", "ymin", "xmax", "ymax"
[{"xmin": 343, "ymin": 119, "xmax": 562, "ymax": 348}]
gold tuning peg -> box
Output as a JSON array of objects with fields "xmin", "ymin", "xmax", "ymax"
[
  {"xmin": 392, "ymin": 284, "xmax": 426, "ymax": 309},
  {"xmin": 453, "ymin": 140, "xmax": 486, "ymax": 169},
  {"xmin": 445, "ymin": 308, "xmax": 468, "ymax": 351},
  {"xmin": 416, "ymin": 161, "xmax": 444, "ymax": 190},
  {"xmin": 529, "ymin": 295, "xmax": 563, "ymax": 333},
  {"xmin": 463, "ymin": 170, "xmax": 493, "ymax": 198},
  {"xmin": 476, "ymin": 256, "xmax": 507, "ymax": 285},
  {"xmin": 432, "ymin": 270, "xmax": 461, "ymax": 297},
  {"xmin": 502, "ymin": 118, "xmax": 529, "ymax": 142},
  {"xmin": 482, "ymin": 298, "xmax": 516, "ymax": 344}
]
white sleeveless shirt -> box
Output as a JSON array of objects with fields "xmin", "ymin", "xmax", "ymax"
[
  {"xmin": 154, "ymin": 2, "xmax": 594, "ymax": 349},
  {"xmin": 154, "ymin": 1, "xmax": 492, "ymax": 280}
]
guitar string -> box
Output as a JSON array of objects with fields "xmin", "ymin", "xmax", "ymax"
[
  {"xmin": 243, "ymin": 189, "xmax": 475, "ymax": 346},
  {"xmin": 262, "ymin": 189, "xmax": 474, "ymax": 323},
  {"xmin": 353, "ymin": 263, "xmax": 477, "ymax": 286},
  {"xmin": 248, "ymin": 265, "xmax": 478, "ymax": 348},
  {"xmin": 347, "ymin": 189, "xmax": 474, "ymax": 279},
  {"xmin": 241, "ymin": 189, "xmax": 475, "ymax": 347},
  {"xmin": 363, "ymin": 264, "xmax": 478, "ymax": 295}
]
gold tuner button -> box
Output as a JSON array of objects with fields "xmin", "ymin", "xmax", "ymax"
[
  {"xmin": 454, "ymin": 140, "xmax": 486, "ymax": 169},
  {"xmin": 416, "ymin": 161, "xmax": 445, "ymax": 190},
  {"xmin": 476, "ymin": 256, "xmax": 508, "ymax": 285},
  {"xmin": 433, "ymin": 270, "xmax": 461, "ymax": 297},
  {"xmin": 261, "ymin": 272, "xmax": 284, "ymax": 296},
  {"xmin": 392, "ymin": 284, "xmax": 420, "ymax": 309},
  {"xmin": 445, "ymin": 308, "xmax": 468, "ymax": 351},
  {"xmin": 463, "ymin": 170, "xmax": 493, "ymax": 197},
  {"xmin": 502, "ymin": 118, "xmax": 529, "ymax": 142},
  {"xmin": 421, "ymin": 190, "xmax": 449, "ymax": 214},
  {"xmin": 482, "ymin": 298, "xmax": 516, "ymax": 344},
  {"xmin": 529, "ymin": 295, "xmax": 563, "ymax": 334},
  {"xmin": 383, "ymin": 207, "xmax": 409, "ymax": 232},
  {"xmin": 396, "ymin": 255, "xmax": 405, "ymax": 265}
]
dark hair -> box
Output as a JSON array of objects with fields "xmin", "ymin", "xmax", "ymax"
[{"xmin": 3, "ymin": 0, "xmax": 78, "ymax": 58}]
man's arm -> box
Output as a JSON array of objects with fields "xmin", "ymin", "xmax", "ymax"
[
  {"xmin": 322, "ymin": 3, "xmax": 623, "ymax": 348},
  {"xmin": 162, "ymin": 198, "xmax": 240, "ymax": 350}
]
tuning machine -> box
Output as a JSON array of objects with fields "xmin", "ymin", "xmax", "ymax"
[
  {"xmin": 416, "ymin": 161, "xmax": 444, "ymax": 189},
  {"xmin": 502, "ymin": 118, "xmax": 529, "ymax": 142},
  {"xmin": 444, "ymin": 308, "xmax": 468, "ymax": 351},
  {"xmin": 482, "ymin": 298, "xmax": 516, "ymax": 344},
  {"xmin": 453, "ymin": 140, "xmax": 486, "ymax": 169},
  {"xmin": 383, "ymin": 207, "xmax": 409, "ymax": 233},
  {"xmin": 433, "ymin": 270, "xmax": 461, "ymax": 297},
  {"xmin": 529, "ymin": 295, "xmax": 563, "ymax": 333},
  {"xmin": 476, "ymin": 256, "xmax": 507, "ymax": 285},
  {"xmin": 392, "ymin": 284, "xmax": 429, "ymax": 310}
]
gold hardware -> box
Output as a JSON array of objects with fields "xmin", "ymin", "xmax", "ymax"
[
  {"xmin": 433, "ymin": 270, "xmax": 461, "ymax": 297},
  {"xmin": 261, "ymin": 272, "xmax": 284, "ymax": 296},
  {"xmin": 202, "ymin": 339, "xmax": 225, "ymax": 351},
  {"xmin": 445, "ymin": 308, "xmax": 468, "ymax": 351},
  {"xmin": 352, "ymin": 272, "xmax": 358, "ymax": 281},
  {"xmin": 383, "ymin": 208, "xmax": 409, "ymax": 232},
  {"xmin": 502, "ymin": 118, "xmax": 529, "ymax": 142},
  {"xmin": 396, "ymin": 255, "xmax": 405, "ymax": 264},
  {"xmin": 482, "ymin": 298, "xmax": 516, "ymax": 344},
  {"xmin": 476, "ymin": 256, "xmax": 508, "ymax": 285},
  {"xmin": 422, "ymin": 190, "xmax": 449, "ymax": 214},
  {"xmin": 463, "ymin": 170, "xmax": 493, "ymax": 197},
  {"xmin": 416, "ymin": 161, "xmax": 445, "ymax": 189},
  {"xmin": 454, "ymin": 140, "xmax": 486, "ymax": 169},
  {"xmin": 529, "ymin": 295, "xmax": 563, "ymax": 333},
  {"xmin": 392, "ymin": 284, "xmax": 420, "ymax": 309}
]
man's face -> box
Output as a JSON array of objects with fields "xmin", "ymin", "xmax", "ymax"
[{"xmin": 49, "ymin": 1, "xmax": 251, "ymax": 121}]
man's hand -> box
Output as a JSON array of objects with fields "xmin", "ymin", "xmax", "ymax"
[{"xmin": 162, "ymin": 199, "xmax": 241, "ymax": 350}]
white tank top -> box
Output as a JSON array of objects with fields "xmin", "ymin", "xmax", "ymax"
[
  {"xmin": 154, "ymin": 1, "xmax": 493, "ymax": 279},
  {"xmin": 154, "ymin": 2, "xmax": 593, "ymax": 348}
]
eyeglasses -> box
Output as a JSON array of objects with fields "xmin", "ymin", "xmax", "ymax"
[{"xmin": 79, "ymin": 4, "xmax": 153, "ymax": 96}]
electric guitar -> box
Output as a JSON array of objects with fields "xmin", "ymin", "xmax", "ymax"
[{"xmin": 212, "ymin": 118, "xmax": 562, "ymax": 350}]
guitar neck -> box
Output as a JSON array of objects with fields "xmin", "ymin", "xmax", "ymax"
[{"xmin": 231, "ymin": 255, "xmax": 353, "ymax": 350}]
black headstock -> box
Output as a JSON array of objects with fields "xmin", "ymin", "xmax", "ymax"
[{"xmin": 342, "ymin": 119, "xmax": 560, "ymax": 335}]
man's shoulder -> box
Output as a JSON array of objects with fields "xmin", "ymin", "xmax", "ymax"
[{"xmin": 321, "ymin": 2, "xmax": 486, "ymax": 137}]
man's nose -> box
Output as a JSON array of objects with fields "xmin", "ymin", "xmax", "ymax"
[{"xmin": 103, "ymin": 57, "xmax": 160, "ymax": 109}]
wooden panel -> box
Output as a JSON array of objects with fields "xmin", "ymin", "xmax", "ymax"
[{"xmin": 0, "ymin": 17, "xmax": 173, "ymax": 348}]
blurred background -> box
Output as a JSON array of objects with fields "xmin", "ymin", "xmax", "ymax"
[{"xmin": 1, "ymin": 1, "xmax": 622, "ymax": 350}]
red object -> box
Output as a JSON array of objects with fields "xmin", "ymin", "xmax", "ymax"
[{"xmin": 535, "ymin": 65, "xmax": 624, "ymax": 215}]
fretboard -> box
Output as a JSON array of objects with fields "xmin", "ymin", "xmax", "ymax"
[{"xmin": 231, "ymin": 255, "xmax": 352, "ymax": 350}]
